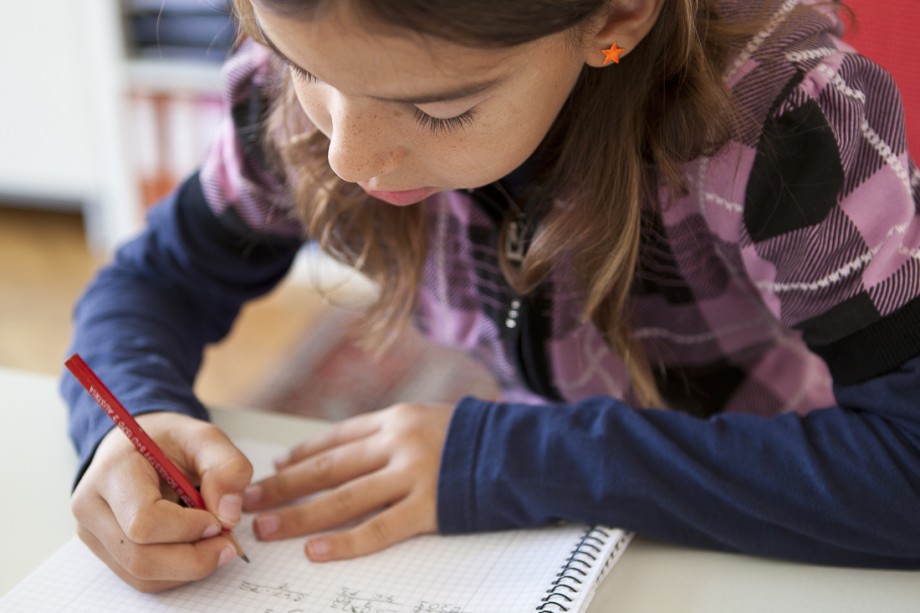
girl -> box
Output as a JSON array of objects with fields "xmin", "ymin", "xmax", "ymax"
[{"xmin": 63, "ymin": 0, "xmax": 920, "ymax": 592}]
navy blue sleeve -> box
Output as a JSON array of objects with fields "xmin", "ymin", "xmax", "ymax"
[
  {"xmin": 438, "ymin": 354, "xmax": 920, "ymax": 568},
  {"xmin": 61, "ymin": 173, "xmax": 303, "ymax": 483}
]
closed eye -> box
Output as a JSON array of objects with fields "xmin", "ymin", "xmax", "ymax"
[
  {"xmin": 412, "ymin": 108, "xmax": 477, "ymax": 134},
  {"xmin": 288, "ymin": 63, "xmax": 317, "ymax": 83},
  {"xmin": 286, "ymin": 57, "xmax": 477, "ymax": 134}
]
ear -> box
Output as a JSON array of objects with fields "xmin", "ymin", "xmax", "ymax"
[{"xmin": 582, "ymin": 0, "xmax": 665, "ymax": 67}]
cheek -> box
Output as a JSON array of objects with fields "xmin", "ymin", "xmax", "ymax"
[
  {"xmin": 483, "ymin": 101, "xmax": 551, "ymax": 164},
  {"xmin": 437, "ymin": 110, "xmax": 541, "ymax": 185}
]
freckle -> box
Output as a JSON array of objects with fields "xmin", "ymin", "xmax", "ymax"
[{"xmin": 120, "ymin": 539, "xmax": 125, "ymax": 545}]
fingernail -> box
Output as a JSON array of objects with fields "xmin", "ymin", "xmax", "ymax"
[
  {"xmin": 307, "ymin": 538, "xmax": 331, "ymax": 561},
  {"xmin": 243, "ymin": 485, "xmax": 261, "ymax": 509},
  {"xmin": 218, "ymin": 494, "xmax": 242, "ymax": 525},
  {"xmin": 202, "ymin": 523, "xmax": 221, "ymax": 539},
  {"xmin": 218, "ymin": 546, "xmax": 235, "ymax": 567},
  {"xmin": 254, "ymin": 514, "xmax": 280, "ymax": 538}
]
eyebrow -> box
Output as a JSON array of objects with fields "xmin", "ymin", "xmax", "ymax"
[{"xmin": 256, "ymin": 21, "xmax": 503, "ymax": 105}]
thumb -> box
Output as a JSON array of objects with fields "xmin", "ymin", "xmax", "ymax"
[{"xmin": 190, "ymin": 426, "xmax": 253, "ymax": 529}]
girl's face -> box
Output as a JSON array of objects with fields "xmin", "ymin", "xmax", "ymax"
[{"xmin": 253, "ymin": 3, "xmax": 596, "ymax": 205}]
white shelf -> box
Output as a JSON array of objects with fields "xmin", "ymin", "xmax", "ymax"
[
  {"xmin": 0, "ymin": 1, "xmax": 100, "ymax": 211},
  {"xmin": 0, "ymin": 1, "xmax": 232, "ymax": 256}
]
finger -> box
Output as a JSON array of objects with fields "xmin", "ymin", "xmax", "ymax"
[
  {"xmin": 244, "ymin": 437, "xmax": 386, "ymax": 511},
  {"xmin": 180, "ymin": 424, "xmax": 254, "ymax": 529},
  {"xmin": 76, "ymin": 484, "xmax": 223, "ymax": 549},
  {"xmin": 304, "ymin": 496, "xmax": 434, "ymax": 562},
  {"xmin": 273, "ymin": 412, "xmax": 384, "ymax": 470},
  {"xmin": 252, "ymin": 469, "xmax": 404, "ymax": 541},
  {"xmin": 92, "ymin": 452, "xmax": 223, "ymax": 545},
  {"xmin": 77, "ymin": 522, "xmax": 238, "ymax": 593},
  {"xmin": 76, "ymin": 524, "xmax": 185, "ymax": 593}
]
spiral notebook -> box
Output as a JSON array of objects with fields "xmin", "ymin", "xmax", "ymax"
[{"xmin": 0, "ymin": 441, "xmax": 632, "ymax": 613}]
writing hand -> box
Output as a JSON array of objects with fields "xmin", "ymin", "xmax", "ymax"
[
  {"xmin": 71, "ymin": 412, "xmax": 253, "ymax": 592},
  {"xmin": 242, "ymin": 402, "xmax": 454, "ymax": 561}
]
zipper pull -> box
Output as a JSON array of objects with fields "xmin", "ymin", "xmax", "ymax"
[{"xmin": 505, "ymin": 220, "xmax": 526, "ymax": 264}]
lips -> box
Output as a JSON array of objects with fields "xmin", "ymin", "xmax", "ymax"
[{"xmin": 362, "ymin": 186, "xmax": 437, "ymax": 206}]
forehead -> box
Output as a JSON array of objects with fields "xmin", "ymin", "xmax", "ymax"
[{"xmin": 253, "ymin": 1, "xmax": 532, "ymax": 92}]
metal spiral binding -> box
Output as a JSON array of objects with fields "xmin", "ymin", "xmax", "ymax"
[{"xmin": 535, "ymin": 526, "xmax": 627, "ymax": 612}]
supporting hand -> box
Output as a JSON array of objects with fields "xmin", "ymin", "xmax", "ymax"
[{"xmin": 242, "ymin": 402, "xmax": 454, "ymax": 561}]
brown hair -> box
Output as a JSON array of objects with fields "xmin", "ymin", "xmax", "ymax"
[{"xmin": 232, "ymin": 0, "xmax": 835, "ymax": 407}]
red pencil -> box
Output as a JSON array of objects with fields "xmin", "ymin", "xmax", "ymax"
[{"xmin": 65, "ymin": 353, "xmax": 249, "ymax": 563}]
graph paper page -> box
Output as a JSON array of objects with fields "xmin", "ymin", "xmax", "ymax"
[{"xmin": 1, "ymin": 440, "xmax": 629, "ymax": 613}]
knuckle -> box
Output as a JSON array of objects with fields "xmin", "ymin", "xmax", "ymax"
[
  {"xmin": 123, "ymin": 510, "xmax": 156, "ymax": 543},
  {"xmin": 204, "ymin": 452, "xmax": 254, "ymax": 491},
  {"xmin": 377, "ymin": 427, "xmax": 402, "ymax": 450},
  {"xmin": 310, "ymin": 452, "xmax": 336, "ymax": 483},
  {"xmin": 332, "ymin": 485, "xmax": 357, "ymax": 516},
  {"xmin": 227, "ymin": 455, "xmax": 254, "ymax": 483},
  {"xmin": 387, "ymin": 402, "xmax": 415, "ymax": 420},
  {"xmin": 271, "ymin": 471, "xmax": 303, "ymax": 502}
]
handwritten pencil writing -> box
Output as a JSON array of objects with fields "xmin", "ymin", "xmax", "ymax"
[
  {"xmin": 332, "ymin": 587, "xmax": 400, "ymax": 613},
  {"xmin": 330, "ymin": 587, "xmax": 470, "ymax": 613},
  {"xmin": 240, "ymin": 581, "xmax": 307, "ymax": 603}
]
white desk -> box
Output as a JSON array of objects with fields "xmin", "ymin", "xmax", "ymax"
[{"xmin": 2, "ymin": 366, "xmax": 919, "ymax": 611}]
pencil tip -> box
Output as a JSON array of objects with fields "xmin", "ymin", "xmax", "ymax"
[{"xmin": 241, "ymin": 554, "xmax": 251, "ymax": 563}]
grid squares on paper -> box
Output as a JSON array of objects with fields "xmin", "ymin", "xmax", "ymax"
[
  {"xmin": 0, "ymin": 440, "xmax": 625, "ymax": 613},
  {"xmin": 0, "ymin": 524, "xmax": 613, "ymax": 613}
]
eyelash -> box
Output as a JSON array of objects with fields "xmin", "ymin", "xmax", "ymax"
[
  {"xmin": 288, "ymin": 62, "xmax": 477, "ymax": 134},
  {"xmin": 289, "ymin": 64, "xmax": 316, "ymax": 83},
  {"xmin": 412, "ymin": 108, "xmax": 477, "ymax": 134}
]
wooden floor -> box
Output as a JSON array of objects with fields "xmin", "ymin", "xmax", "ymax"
[
  {"xmin": 0, "ymin": 204, "xmax": 344, "ymax": 410},
  {"xmin": 0, "ymin": 206, "xmax": 97, "ymax": 374}
]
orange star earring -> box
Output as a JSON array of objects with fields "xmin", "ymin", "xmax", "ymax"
[{"xmin": 601, "ymin": 41, "xmax": 626, "ymax": 65}]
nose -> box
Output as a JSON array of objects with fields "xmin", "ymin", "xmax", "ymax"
[{"xmin": 325, "ymin": 97, "xmax": 405, "ymax": 184}]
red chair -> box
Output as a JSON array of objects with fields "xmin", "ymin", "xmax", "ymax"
[{"xmin": 843, "ymin": 0, "xmax": 920, "ymax": 157}]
